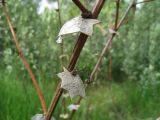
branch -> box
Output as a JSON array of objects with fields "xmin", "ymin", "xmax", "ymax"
[
  {"xmin": 45, "ymin": 0, "xmax": 106, "ymax": 120},
  {"xmin": 68, "ymin": 0, "xmax": 137, "ymax": 119},
  {"xmin": 72, "ymin": 0, "xmax": 89, "ymax": 13},
  {"xmin": 91, "ymin": 0, "xmax": 135, "ymax": 81},
  {"xmin": 114, "ymin": 0, "xmax": 120, "ymax": 29},
  {"xmin": 68, "ymin": 1, "xmax": 120, "ymax": 119},
  {"xmin": 108, "ymin": 0, "xmax": 120, "ymax": 97},
  {"xmin": 2, "ymin": 5, "xmax": 47, "ymax": 113},
  {"xmin": 117, "ymin": 0, "xmax": 135, "ymax": 29}
]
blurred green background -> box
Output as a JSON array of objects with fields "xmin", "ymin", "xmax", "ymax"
[{"xmin": 0, "ymin": 0, "xmax": 160, "ymax": 120}]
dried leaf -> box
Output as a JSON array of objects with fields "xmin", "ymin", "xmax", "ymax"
[
  {"xmin": 68, "ymin": 104, "xmax": 80, "ymax": 111},
  {"xmin": 57, "ymin": 67, "xmax": 86, "ymax": 98},
  {"xmin": 31, "ymin": 114, "xmax": 55, "ymax": 120},
  {"xmin": 56, "ymin": 16, "xmax": 100, "ymax": 43}
]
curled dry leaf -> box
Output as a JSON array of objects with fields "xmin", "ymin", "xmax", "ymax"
[
  {"xmin": 57, "ymin": 67, "xmax": 86, "ymax": 99},
  {"xmin": 56, "ymin": 16, "xmax": 100, "ymax": 43},
  {"xmin": 31, "ymin": 114, "xmax": 55, "ymax": 120},
  {"xmin": 68, "ymin": 104, "xmax": 80, "ymax": 111}
]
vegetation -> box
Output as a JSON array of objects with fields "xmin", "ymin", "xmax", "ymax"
[{"xmin": 0, "ymin": 0, "xmax": 160, "ymax": 120}]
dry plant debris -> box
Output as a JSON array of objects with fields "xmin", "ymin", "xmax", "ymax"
[
  {"xmin": 57, "ymin": 67, "xmax": 85, "ymax": 99},
  {"xmin": 56, "ymin": 16, "xmax": 100, "ymax": 43}
]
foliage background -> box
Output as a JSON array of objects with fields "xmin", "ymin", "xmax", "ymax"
[{"xmin": 0, "ymin": 0, "xmax": 160, "ymax": 120}]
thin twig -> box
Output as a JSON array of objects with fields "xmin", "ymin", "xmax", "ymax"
[
  {"xmin": 90, "ymin": 0, "xmax": 135, "ymax": 82},
  {"xmin": 108, "ymin": 0, "xmax": 120, "ymax": 81},
  {"xmin": 135, "ymin": 0, "xmax": 156, "ymax": 5},
  {"xmin": 115, "ymin": 0, "xmax": 120, "ymax": 29},
  {"xmin": 107, "ymin": 0, "xmax": 120, "ymax": 116},
  {"xmin": 108, "ymin": 7, "xmax": 119, "ymax": 74},
  {"xmin": 2, "ymin": 5, "xmax": 47, "ymax": 114},
  {"xmin": 45, "ymin": 1, "xmax": 106, "ymax": 120},
  {"xmin": 57, "ymin": 0, "xmax": 64, "ymax": 59}
]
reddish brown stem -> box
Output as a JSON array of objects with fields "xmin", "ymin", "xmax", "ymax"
[
  {"xmin": 72, "ymin": 0, "xmax": 89, "ymax": 13},
  {"xmin": 108, "ymin": 0, "xmax": 120, "ymax": 81},
  {"xmin": 3, "ymin": 6, "xmax": 47, "ymax": 113},
  {"xmin": 115, "ymin": 0, "xmax": 120, "ymax": 29},
  {"xmin": 45, "ymin": 1, "xmax": 105, "ymax": 120},
  {"xmin": 68, "ymin": 0, "xmax": 138, "ymax": 119}
]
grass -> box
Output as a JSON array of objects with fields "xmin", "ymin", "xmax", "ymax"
[{"xmin": 0, "ymin": 70, "xmax": 160, "ymax": 120}]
